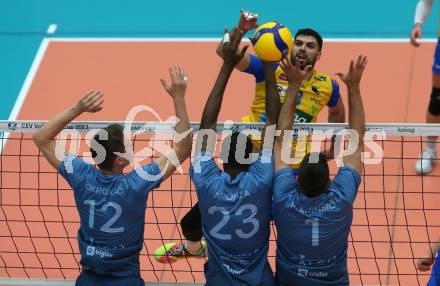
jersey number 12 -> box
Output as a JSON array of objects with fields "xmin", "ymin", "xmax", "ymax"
[{"xmin": 84, "ymin": 200, "xmax": 125, "ymax": 234}]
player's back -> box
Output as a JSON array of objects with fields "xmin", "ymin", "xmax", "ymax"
[
  {"xmin": 59, "ymin": 154, "xmax": 162, "ymax": 277},
  {"xmin": 273, "ymin": 166, "xmax": 361, "ymax": 286},
  {"xmin": 190, "ymin": 151, "xmax": 276, "ymax": 286}
]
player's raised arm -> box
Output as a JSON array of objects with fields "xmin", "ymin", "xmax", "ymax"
[
  {"xmin": 263, "ymin": 61, "xmax": 280, "ymax": 127},
  {"xmin": 33, "ymin": 91, "xmax": 104, "ymax": 170},
  {"xmin": 411, "ymin": 0, "xmax": 433, "ymax": 47},
  {"xmin": 326, "ymin": 88, "xmax": 346, "ymax": 160},
  {"xmin": 216, "ymin": 10, "xmax": 257, "ymax": 71},
  {"xmin": 155, "ymin": 65, "xmax": 192, "ymax": 180},
  {"xmin": 261, "ymin": 60, "xmax": 280, "ymax": 148},
  {"xmin": 336, "ymin": 55, "xmax": 368, "ymax": 175},
  {"xmin": 274, "ymin": 57, "xmax": 312, "ymax": 171},
  {"xmin": 199, "ymin": 28, "xmax": 248, "ymax": 151}
]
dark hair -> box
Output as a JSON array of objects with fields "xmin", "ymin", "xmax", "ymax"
[
  {"xmin": 294, "ymin": 28, "xmax": 323, "ymax": 51},
  {"xmin": 90, "ymin": 124, "xmax": 125, "ymax": 170},
  {"xmin": 221, "ymin": 132, "xmax": 253, "ymax": 173},
  {"xmin": 297, "ymin": 153, "xmax": 329, "ymax": 197}
]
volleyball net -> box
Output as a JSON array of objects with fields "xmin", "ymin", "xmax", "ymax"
[{"xmin": 0, "ymin": 120, "xmax": 439, "ymax": 286}]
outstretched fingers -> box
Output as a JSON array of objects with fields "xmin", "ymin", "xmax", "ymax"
[
  {"xmin": 160, "ymin": 78, "xmax": 170, "ymax": 92},
  {"xmin": 279, "ymin": 57, "xmax": 290, "ymax": 72},
  {"xmin": 231, "ymin": 28, "xmax": 244, "ymax": 50},
  {"xmin": 223, "ymin": 27, "xmax": 231, "ymax": 48},
  {"xmin": 303, "ymin": 64, "xmax": 313, "ymax": 73},
  {"xmin": 176, "ymin": 65, "xmax": 188, "ymax": 84},
  {"xmin": 238, "ymin": 45, "xmax": 249, "ymax": 59},
  {"xmin": 81, "ymin": 91, "xmax": 104, "ymax": 112},
  {"xmin": 169, "ymin": 65, "xmax": 177, "ymax": 84}
]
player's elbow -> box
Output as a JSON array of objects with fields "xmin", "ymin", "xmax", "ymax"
[
  {"xmin": 328, "ymin": 103, "xmax": 345, "ymax": 123},
  {"xmin": 216, "ymin": 45, "xmax": 223, "ymax": 58},
  {"xmin": 32, "ymin": 132, "xmax": 45, "ymax": 148},
  {"xmin": 32, "ymin": 131, "xmax": 52, "ymax": 150}
]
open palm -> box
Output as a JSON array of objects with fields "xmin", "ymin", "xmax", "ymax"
[
  {"xmin": 76, "ymin": 91, "xmax": 104, "ymax": 113},
  {"xmin": 336, "ymin": 55, "xmax": 367, "ymax": 87},
  {"xmin": 160, "ymin": 65, "xmax": 188, "ymax": 100}
]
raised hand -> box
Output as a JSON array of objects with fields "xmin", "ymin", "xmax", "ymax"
[
  {"xmin": 410, "ymin": 23, "xmax": 422, "ymax": 47},
  {"xmin": 279, "ymin": 55, "xmax": 313, "ymax": 85},
  {"xmin": 76, "ymin": 91, "xmax": 104, "ymax": 113},
  {"xmin": 238, "ymin": 9, "xmax": 258, "ymax": 32},
  {"xmin": 417, "ymin": 252, "xmax": 435, "ymax": 272},
  {"xmin": 222, "ymin": 27, "xmax": 249, "ymax": 68},
  {"xmin": 336, "ymin": 55, "xmax": 368, "ymax": 88},
  {"xmin": 160, "ymin": 65, "xmax": 188, "ymax": 100}
]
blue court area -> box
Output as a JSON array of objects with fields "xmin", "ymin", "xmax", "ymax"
[{"xmin": 0, "ymin": 0, "xmax": 438, "ymax": 119}]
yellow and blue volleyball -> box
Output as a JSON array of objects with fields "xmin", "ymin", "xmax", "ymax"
[{"xmin": 251, "ymin": 21, "xmax": 293, "ymax": 62}]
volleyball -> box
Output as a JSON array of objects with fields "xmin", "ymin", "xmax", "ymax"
[{"xmin": 251, "ymin": 21, "xmax": 293, "ymax": 62}]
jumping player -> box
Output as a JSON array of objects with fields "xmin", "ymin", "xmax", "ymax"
[{"xmin": 33, "ymin": 66, "xmax": 192, "ymax": 286}]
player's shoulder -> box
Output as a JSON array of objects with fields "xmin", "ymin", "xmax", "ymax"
[
  {"xmin": 60, "ymin": 154, "xmax": 94, "ymax": 176},
  {"xmin": 309, "ymin": 70, "xmax": 339, "ymax": 97},
  {"xmin": 312, "ymin": 70, "xmax": 335, "ymax": 84}
]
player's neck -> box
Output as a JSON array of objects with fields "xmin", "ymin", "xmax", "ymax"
[
  {"xmin": 225, "ymin": 169, "xmax": 242, "ymax": 180},
  {"xmin": 98, "ymin": 166, "xmax": 124, "ymax": 175}
]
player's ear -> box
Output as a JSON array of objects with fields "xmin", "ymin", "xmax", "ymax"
[{"xmin": 115, "ymin": 156, "xmax": 127, "ymax": 168}]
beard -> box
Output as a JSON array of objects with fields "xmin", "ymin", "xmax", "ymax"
[{"xmin": 291, "ymin": 53, "xmax": 316, "ymax": 70}]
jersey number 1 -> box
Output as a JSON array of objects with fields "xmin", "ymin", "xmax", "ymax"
[{"xmin": 305, "ymin": 218, "xmax": 319, "ymax": 246}]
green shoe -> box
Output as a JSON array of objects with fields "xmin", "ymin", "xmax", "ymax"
[{"xmin": 154, "ymin": 240, "xmax": 207, "ymax": 264}]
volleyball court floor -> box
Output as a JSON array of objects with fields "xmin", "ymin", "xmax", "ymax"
[{"xmin": 1, "ymin": 38, "xmax": 440, "ymax": 285}]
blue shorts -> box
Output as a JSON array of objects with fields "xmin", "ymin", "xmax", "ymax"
[
  {"xmin": 433, "ymin": 39, "xmax": 440, "ymax": 74},
  {"xmin": 427, "ymin": 252, "xmax": 440, "ymax": 286},
  {"xmin": 76, "ymin": 270, "xmax": 144, "ymax": 286}
]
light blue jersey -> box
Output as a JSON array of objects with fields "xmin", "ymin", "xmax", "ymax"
[
  {"xmin": 189, "ymin": 150, "xmax": 276, "ymax": 286},
  {"xmin": 273, "ymin": 166, "xmax": 361, "ymax": 286},
  {"xmin": 59, "ymin": 154, "xmax": 162, "ymax": 277}
]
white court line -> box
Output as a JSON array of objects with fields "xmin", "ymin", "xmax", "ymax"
[
  {"xmin": 46, "ymin": 24, "xmax": 58, "ymax": 34},
  {"xmin": 48, "ymin": 37, "xmax": 438, "ymax": 43},
  {"xmin": 0, "ymin": 279, "xmax": 203, "ymax": 286},
  {"xmin": 1, "ymin": 38, "xmax": 50, "ymax": 153}
]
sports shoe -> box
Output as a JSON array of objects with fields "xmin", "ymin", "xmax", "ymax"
[
  {"xmin": 154, "ymin": 240, "xmax": 207, "ymax": 264},
  {"xmin": 415, "ymin": 149, "xmax": 437, "ymax": 174}
]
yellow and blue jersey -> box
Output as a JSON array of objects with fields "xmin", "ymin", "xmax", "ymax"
[
  {"xmin": 242, "ymin": 55, "xmax": 340, "ymax": 166},
  {"xmin": 242, "ymin": 54, "xmax": 340, "ymax": 123}
]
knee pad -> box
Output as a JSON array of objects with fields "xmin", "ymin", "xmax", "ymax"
[
  {"xmin": 181, "ymin": 207, "xmax": 203, "ymax": 242},
  {"xmin": 181, "ymin": 213, "xmax": 202, "ymax": 232},
  {"xmin": 429, "ymin": 87, "xmax": 440, "ymax": 116}
]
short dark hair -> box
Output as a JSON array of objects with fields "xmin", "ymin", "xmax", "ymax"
[
  {"xmin": 294, "ymin": 28, "xmax": 323, "ymax": 51},
  {"xmin": 90, "ymin": 124, "xmax": 125, "ymax": 170},
  {"xmin": 297, "ymin": 153, "xmax": 329, "ymax": 197},
  {"xmin": 222, "ymin": 132, "xmax": 253, "ymax": 172}
]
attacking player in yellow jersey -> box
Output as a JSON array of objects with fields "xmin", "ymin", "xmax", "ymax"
[
  {"xmin": 154, "ymin": 11, "xmax": 346, "ymax": 264},
  {"xmin": 217, "ymin": 10, "xmax": 346, "ymax": 166}
]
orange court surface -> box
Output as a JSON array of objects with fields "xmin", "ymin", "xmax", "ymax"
[{"xmin": 1, "ymin": 39, "xmax": 440, "ymax": 285}]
